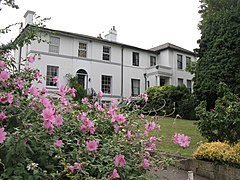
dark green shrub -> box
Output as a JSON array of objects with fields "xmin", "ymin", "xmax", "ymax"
[
  {"xmin": 196, "ymin": 83, "xmax": 240, "ymax": 144},
  {"xmin": 66, "ymin": 74, "xmax": 88, "ymax": 102},
  {"xmin": 144, "ymin": 85, "xmax": 198, "ymax": 119}
]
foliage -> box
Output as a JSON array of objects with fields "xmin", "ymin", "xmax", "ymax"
[
  {"xmin": 196, "ymin": 83, "xmax": 240, "ymax": 144},
  {"xmin": 193, "ymin": 141, "xmax": 240, "ymax": 167},
  {"xmin": 65, "ymin": 74, "xmax": 88, "ymax": 103},
  {"xmin": 193, "ymin": 0, "xmax": 240, "ymax": 109},
  {"xmin": 144, "ymin": 85, "xmax": 198, "ymax": 120}
]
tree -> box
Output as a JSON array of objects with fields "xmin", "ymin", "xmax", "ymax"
[{"xmin": 193, "ymin": 0, "xmax": 240, "ymax": 109}]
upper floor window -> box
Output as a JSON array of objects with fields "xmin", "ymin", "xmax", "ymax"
[
  {"xmin": 186, "ymin": 56, "xmax": 191, "ymax": 67},
  {"xmin": 177, "ymin": 54, "xmax": 183, "ymax": 69},
  {"xmin": 101, "ymin": 75, "xmax": 112, "ymax": 94},
  {"xmin": 150, "ymin": 56, "xmax": 156, "ymax": 66},
  {"xmin": 131, "ymin": 79, "xmax": 140, "ymax": 96},
  {"xmin": 49, "ymin": 36, "xmax": 60, "ymax": 53},
  {"xmin": 46, "ymin": 65, "xmax": 59, "ymax": 87},
  {"xmin": 102, "ymin": 46, "xmax": 111, "ymax": 61},
  {"xmin": 78, "ymin": 42, "xmax": 87, "ymax": 58},
  {"xmin": 132, "ymin": 52, "xmax": 139, "ymax": 66}
]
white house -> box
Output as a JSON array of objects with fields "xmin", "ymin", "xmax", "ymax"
[{"xmin": 15, "ymin": 11, "xmax": 195, "ymax": 103}]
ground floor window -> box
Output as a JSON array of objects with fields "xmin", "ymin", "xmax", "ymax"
[
  {"xmin": 101, "ymin": 75, "xmax": 112, "ymax": 94},
  {"xmin": 46, "ymin": 65, "xmax": 59, "ymax": 86},
  {"xmin": 131, "ymin": 79, "xmax": 140, "ymax": 96}
]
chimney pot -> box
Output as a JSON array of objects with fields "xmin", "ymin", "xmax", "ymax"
[{"xmin": 24, "ymin": 10, "xmax": 35, "ymax": 26}]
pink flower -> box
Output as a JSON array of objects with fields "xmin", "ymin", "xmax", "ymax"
[
  {"xmin": 34, "ymin": 70, "xmax": 41, "ymax": 79},
  {"xmin": 0, "ymin": 71, "xmax": 10, "ymax": 82},
  {"xmin": 41, "ymin": 87, "xmax": 48, "ymax": 94},
  {"xmin": 7, "ymin": 93, "xmax": 13, "ymax": 104},
  {"xmin": 86, "ymin": 140, "xmax": 98, "ymax": 151},
  {"xmin": 68, "ymin": 88, "xmax": 76, "ymax": 97},
  {"xmin": 111, "ymin": 169, "xmax": 120, "ymax": 179},
  {"xmin": 89, "ymin": 125, "xmax": 95, "ymax": 134},
  {"xmin": 29, "ymin": 86, "xmax": 40, "ymax": 97},
  {"xmin": 0, "ymin": 112, "xmax": 7, "ymax": 120},
  {"xmin": 74, "ymin": 162, "xmax": 82, "ymax": 171},
  {"xmin": 54, "ymin": 115, "xmax": 63, "ymax": 126},
  {"xmin": 140, "ymin": 114, "xmax": 144, "ymax": 118},
  {"xmin": 114, "ymin": 154, "xmax": 126, "ymax": 167},
  {"xmin": 27, "ymin": 55, "xmax": 35, "ymax": 63},
  {"xmin": 40, "ymin": 96, "xmax": 52, "ymax": 108},
  {"xmin": 98, "ymin": 90, "xmax": 103, "ymax": 98},
  {"xmin": 80, "ymin": 125, "xmax": 88, "ymax": 133},
  {"xmin": 53, "ymin": 76, "xmax": 58, "ymax": 84},
  {"xmin": 143, "ymin": 158, "xmax": 150, "ymax": 168},
  {"xmin": 113, "ymin": 125, "xmax": 119, "ymax": 134},
  {"xmin": 68, "ymin": 166, "xmax": 74, "ymax": 172},
  {"xmin": 82, "ymin": 97, "xmax": 89, "ymax": 104},
  {"xmin": 0, "ymin": 60, "xmax": 6, "ymax": 69},
  {"xmin": 127, "ymin": 130, "xmax": 131, "ymax": 141},
  {"xmin": 58, "ymin": 85, "xmax": 67, "ymax": 97},
  {"xmin": 77, "ymin": 112, "xmax": 87, "ymax": 121},
  {"xmin": 42, "ymin": 108, "xmax": 55, "ymax": 121},
  {"xmin": 16, "ymin": 77, "xmax": 24, "ymax": 89},
  {"xmin": 0, "ymin": 128, "xmax": 7, "ymax": 144},
  {"xmin": 116, "ymin": 114, "xmax": 126, "ymax": 124},
  {"xmin": 145, "ymin": 122, "xmax": 156, "ymax": 131},
  {"xmin": 173, "ymin": 133, "xmax": 190, "ymax": 148},
  {"xmin": 53, "ymin": 140, "xmax": 63, "ymax": 147}
]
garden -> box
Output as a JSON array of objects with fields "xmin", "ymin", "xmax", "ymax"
[{"xmin": 1, "ymin": 0, "xmax": 240, "ymax": 179}]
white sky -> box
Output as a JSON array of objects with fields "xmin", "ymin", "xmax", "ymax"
[{"xmin": 0, "ymin": 0, "xmax": 201, "ymax": 51}]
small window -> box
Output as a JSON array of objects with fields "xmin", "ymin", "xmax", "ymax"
[
  {"xmin": 186, "ymin": 56, "xmax": 191, "ymax": 67},
  {"xmin": 49, "ymin": 37, "xmax": 60, "ymax": 53},
  {"xmin": 150, "ymin": 56, "xmax": 156, "ymax": 66},
  {"xmin": 187, "ymin": 79, "xmax": 192, "ymax": 92},
  {"xmin": 178, "ymin": 78, "xmax": 184, "ymax": 86},
  {"xmin": 132, "ymin": 52, "xmax": 139, "ymax": 66},
  {"xmin": 46, "ymin": 65, "xmax": 59, "ymax": 87},
  {"xmin": 101, "ymin": 75, "xmax": 112, "ymax": 94},
  {"xmin": 78, "ymin": 43, "xmax": 87, "ymax": 58},
  {"xmin": 131, "ymin": 79, "xmax": 140, "ymax": 96},
  {"xmin": 103, "ymin": 46, "xmax": 111, "ymax": 61},
  {"xmin": 177, "ymin": 54, "xmax": 183, "ymax": 69}
]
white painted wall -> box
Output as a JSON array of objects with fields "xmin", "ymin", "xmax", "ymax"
[{"xmin": 16, "ymin": 29, "xmax": 195, "ymax": 101}]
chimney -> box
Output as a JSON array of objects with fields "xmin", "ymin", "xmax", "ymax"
[
  {"xmin": 104, "ymin": 26, "xmax": 117, "ymax": 42},
  {"xmin": 24, "ymin": 10, "xmax": 35, "ymax": 27}
]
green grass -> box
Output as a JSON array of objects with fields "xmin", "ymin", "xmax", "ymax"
[{"xmin": 145, "ymin": 117, "xmax": 206, "ymax": 157}]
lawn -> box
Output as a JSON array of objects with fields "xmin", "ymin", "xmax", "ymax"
[{"xmin": 145, "ymin": 117, "xmax": 206, "ymax": 157}]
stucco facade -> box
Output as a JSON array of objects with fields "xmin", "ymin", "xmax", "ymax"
[{"xmin": 15, "ymin": 11, "xmax": 195, "ymax": 102}]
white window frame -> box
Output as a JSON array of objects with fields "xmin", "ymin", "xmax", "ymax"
[
  {"xmin": 102, "ymin": 46, "xmax": 111, "ymax": 61},
  {"xmin": 46, "ymin": 65, "xmax": 59, "ymax": 87},
  {"xmin": 101, "ymin": 75, "xmax": 112, "ymax": 94},
  {"xmin": 78, "ymin": 42, "xmax": 87, "ymax": 58},
  {"xmin": 177, "ymin": 54, "xmax": 183, "ymax": 69},
  {"xmin": 178, "ymin": 78, "xmax": 184, "ymax": 86},
  {"xmin": 131, "ymin": 79, "xmax": 140, "ymax": 96},
  {"xmin": 49, "ymin": 36, "xmax": 60, "ymax": 53},
  {"xmin": 132, "ymin": 52, "xmax": 139, "ymax": 66},
  {"xmin": 150, "ymin": 56, "xmax": 156, "ymax": 66}
]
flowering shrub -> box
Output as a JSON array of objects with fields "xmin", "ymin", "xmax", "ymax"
[
  {"xmin": 193, "ymin": 142, "xmax": 240, "ymax": 167},
  {"xmin": 0, "ymin": 13, "xmax": 190, "ymax": 179}
]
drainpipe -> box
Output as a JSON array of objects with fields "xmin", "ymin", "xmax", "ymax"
[
  {"xmin": 18, "ymin": 46, "xmax": 22, "ymax": 71},
  {"xmin": 121, "ymin": 46, "xmax": 124, "ymax": 98},
  {"xmin": 144, "ymin": 73, "xmax": 147, "ymax": 91}
]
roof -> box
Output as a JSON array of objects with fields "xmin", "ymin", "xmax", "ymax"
[
  {"xmin": 17, "ymin": 25, "xmax": 195, "ymax": 56},
  {"xmin": 149, "ymin": 43, "xmax": 195, "ymax": 56}
]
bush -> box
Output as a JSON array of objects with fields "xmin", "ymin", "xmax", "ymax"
[
  {"xmin": 193, "ymin": 142, "xmax": 240, "ymax": 167},
  {"xmin": 196, "ymin": 83, "xmax": 240, "ymax": 144},
  {"xmin": 144, "ymin": 85, "xmax": 198, "ymax": 119}
]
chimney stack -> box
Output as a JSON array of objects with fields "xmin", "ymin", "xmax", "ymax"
[
  {"xmin": 104, "ymin": 26, "xmax": 117, "ymax": 42},
  {"xmin": 24, "ymin": 10, "xmax": 35, "ymax": 27}
]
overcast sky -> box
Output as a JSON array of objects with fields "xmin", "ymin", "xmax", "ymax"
[{"xmin": 1, "ymin": 0, "xmax": 201, "ymax": 51}]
